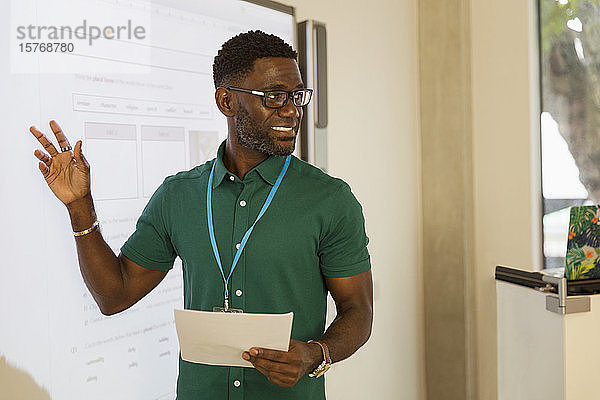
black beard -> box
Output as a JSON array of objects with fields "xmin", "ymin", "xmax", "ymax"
[{"xmin": 234, "ymin": 106, "xmax": 295, "ymax": 156}]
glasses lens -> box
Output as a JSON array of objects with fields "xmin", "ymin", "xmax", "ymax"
[
  {"xmin": 292, "ymin": 89, "xmax": 312, "ymax": 106},
  {"xmin": 264, "ymin": 92, "xmax": 288, "ymax": 108}
]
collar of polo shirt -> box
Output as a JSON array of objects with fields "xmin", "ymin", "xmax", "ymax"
[{"xmin": 211, "ymin": 140, "xmax": 288, "ymax": 188}]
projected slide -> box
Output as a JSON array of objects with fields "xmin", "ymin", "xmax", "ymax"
[{"xmin": 0, "ymin": 0, "xmax": 294, "ymax": 399}]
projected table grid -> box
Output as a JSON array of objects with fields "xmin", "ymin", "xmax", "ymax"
[
  {"xmin": 74, "ymin": 93, "xmax": 212, "ymax": 119},
  {"xmin": 85, "ymin": 122, "xmax": 139, "ymax": 201}
]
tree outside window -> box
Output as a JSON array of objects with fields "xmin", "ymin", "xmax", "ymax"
[{"xmin": 541, "ymin": 0, "xmax": 600, "ymax": 268}]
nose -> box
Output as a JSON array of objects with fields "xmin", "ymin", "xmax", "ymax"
[{"xmin": 278, "ymin": 96, "xmax": 300, "ymax": 119}]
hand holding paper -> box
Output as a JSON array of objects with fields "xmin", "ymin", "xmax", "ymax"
[{"xmin": 242, "ymin": 339, "xmax": 323, "ymax": 388}]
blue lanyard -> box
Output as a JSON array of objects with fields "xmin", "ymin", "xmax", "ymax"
[{"xmin": 207, "ymin": 155, "xmax": 291, "ymax": 309}]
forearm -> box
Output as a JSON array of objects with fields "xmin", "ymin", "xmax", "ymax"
[
  {"xmin": 318, "ymin": 304, "xmax": 373, "ymax": 364},
  {"xmin": 67, "ymin": 194, "xmax": 127, "ymax": 314}
]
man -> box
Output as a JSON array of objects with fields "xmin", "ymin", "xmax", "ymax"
[{"xmin": 30, "ymin": 30, "xmax": 372, "ymax": 399}]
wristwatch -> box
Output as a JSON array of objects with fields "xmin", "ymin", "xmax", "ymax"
[{"xmin": 307, "ymin": 340, "xmax": 332, "ymax": 378}]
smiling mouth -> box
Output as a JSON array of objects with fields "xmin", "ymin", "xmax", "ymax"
[{"xmin": 271, "ymin": 126, "xmax": 295, "ymax": 132}]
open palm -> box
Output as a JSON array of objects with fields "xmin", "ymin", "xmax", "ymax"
[{"xmin": 30, "ymin": 120, "xmax": 91, "ymax": 206}]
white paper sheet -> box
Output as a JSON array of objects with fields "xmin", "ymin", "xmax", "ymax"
[{"xmin": 174, "ymin": 309, "xmax": 294, "ymax": 368}]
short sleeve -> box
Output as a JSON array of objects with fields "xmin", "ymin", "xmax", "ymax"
[
  {"xmin": 121, "ymin": 181, "xmax": 176, "ymax": 271},
  {"xmin": 318, "ymin": 183, "xmax": 371, "ymax": 278}
]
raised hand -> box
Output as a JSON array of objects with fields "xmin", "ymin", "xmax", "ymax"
[{"xmin": 30, "ymin": 120, "xmax": 91, "ymax": 206}]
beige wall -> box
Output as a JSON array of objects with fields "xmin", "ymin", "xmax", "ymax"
[
  {"xmin": 419, "ymin": 0, "xmax": 541, "ymax": 399},
  {"xmin": 471, "ymin": 0, "xmax": 542, "ymax": 398},
  {"xmin": 282, "ymin": 1, "xmax": 424, "ymax": 399}
]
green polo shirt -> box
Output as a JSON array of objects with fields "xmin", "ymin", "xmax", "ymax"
[{"xmin": 121, "ymin": 140, "xmax": 370, "ymax": 400}]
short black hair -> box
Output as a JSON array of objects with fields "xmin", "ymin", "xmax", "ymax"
[{"xmin": 212, "ymin": 30, "xmax": 298, "ymax": 88}]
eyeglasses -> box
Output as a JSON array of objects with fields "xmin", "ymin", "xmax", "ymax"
[{"xmin": 227, "ymin": 87, "xmax": 313, "ymax": 109}]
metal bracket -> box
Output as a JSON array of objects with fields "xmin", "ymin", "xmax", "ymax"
[
  {"xmin": 542, "ymin": 275, "xmax": 591, "ymax": 314},
  {"xmin": 545, "ymin": 295, "xmax": 590, "ymax": 314}
]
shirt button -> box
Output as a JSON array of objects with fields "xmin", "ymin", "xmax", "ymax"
[
  {"xmin": 229, "ymin": 175, "xmax": 235, "ymax": 181},
  {"xmin": 239, "ymin": 200, "xmax": 246, "ymax": 207},
  {"xmin": 235, "ymin": 289, "xmax": 243, "ymax": 297},
  {"xmin": 235, "ymin": 243, "xmax": 240, "ymax": 249},
  {"xmin": 233, "ymin": 380, "xmax": 241, "ymax": 387}
]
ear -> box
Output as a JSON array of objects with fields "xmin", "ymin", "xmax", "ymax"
[{"xmin": 215, "ymin": 87, "xmax": 236, "ymax": 117}]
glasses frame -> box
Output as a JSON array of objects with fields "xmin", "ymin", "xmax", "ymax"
[{"xmin": 226, "ymin": 87, "xmax": 313, "ymax": 109}]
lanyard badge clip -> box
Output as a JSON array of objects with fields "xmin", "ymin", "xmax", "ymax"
[{"xmin": 212, "ymin": 284, "xmax": 243, "ymax": 313}]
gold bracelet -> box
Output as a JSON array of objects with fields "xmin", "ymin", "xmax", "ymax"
[{"xmin": 73, "ymin": 220, "xmax": 99, "ymax": 237}]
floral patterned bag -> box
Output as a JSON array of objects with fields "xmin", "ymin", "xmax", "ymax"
[{"xmin": 565, "ymin": 205, "xmax": 600, "ymax": 280}]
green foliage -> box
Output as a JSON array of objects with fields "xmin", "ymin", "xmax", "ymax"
[
  {"xmin": 566, "ymin": 245, "xmax": 587, "ymax": 266},
  {"xmin": 569, "ymin": 206, "xmax": 597, "ymax": 235},
  {"xmin": 540, "ymin": 0, "xmax": 600, "ymax": 52},
  {"xmin": 567, "ymin": 257, "xmax": 597, "ymax": 279},
  {"xmin": 565, "ymin": 207, "xmax": 600, "ymax": 279}
]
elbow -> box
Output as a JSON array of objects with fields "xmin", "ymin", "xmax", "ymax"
[
  {"xmin": 344, "ymin": 303, "xmax": 373, "ymax": 346},
  {"xmin": 364, "ymin": 329, "xmax": 372, "ymax": 346},
  {"xmin": 98, "ymin": 304, "xmax": 120, "ymax": 316},
  {"xmin": 99, "ymin": 306, "xmax": 118, "ymax": 316},
  {"xmin": 360, "ymin": 304, "xmax": 373, "ymax": 345},
  {"xmin": 363, "ymin": 312, "xmax": 373, "ymax": 345},
  {"xmin": 96, "ymin": 297, "xmax": 130, "ymax": 316}
]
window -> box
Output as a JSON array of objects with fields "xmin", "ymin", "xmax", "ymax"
[{"xmin": 540, "ymin": 0, "xmax": 600, "ymax": 268}]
